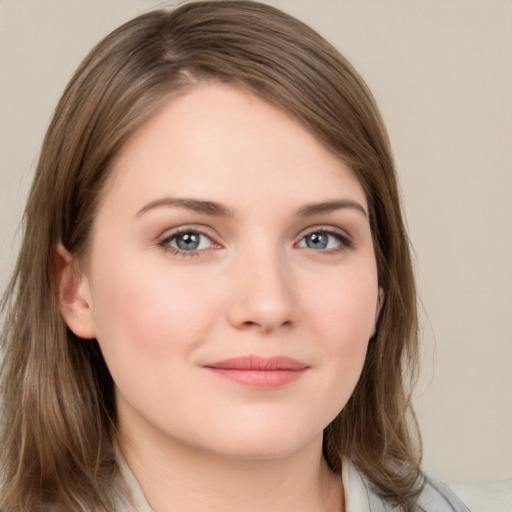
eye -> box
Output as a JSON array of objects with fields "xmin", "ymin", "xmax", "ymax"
[
  {"xmin": 297, "ymin": 229, "xmax": 351, "ymax": 251},
  {"xmin": 160, "ymin": 229, "xmax": 216, "ymax": 253}
]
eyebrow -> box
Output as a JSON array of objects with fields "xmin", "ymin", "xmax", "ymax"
[
  {"xmin": 135, "ymin": 197, "xmax": 234, "ymax": 218},
  {"xmin": 135, "ymin": 197, "xmax": 367, "ymax": 219},
  {"xmin": 297, "ymin": 200, "xmax": 368, "ymax": 218}
]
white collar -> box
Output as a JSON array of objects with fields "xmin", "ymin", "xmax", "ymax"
[
  {"xmin": 117, "ymin": 454, "xmax": 153, "ymax": 512},
  {"xmin": 342, "ymin": 457, "xmax": 372, "ymax": 512}
]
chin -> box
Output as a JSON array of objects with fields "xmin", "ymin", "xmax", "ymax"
[{"xmin": 194, "ymin": 416, "xmax": 323, "ymax": 462}]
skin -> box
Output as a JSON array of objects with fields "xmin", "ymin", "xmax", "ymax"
[{"xmin": 59, "ymin": 84, "xmax": 382, "ymax": 512}]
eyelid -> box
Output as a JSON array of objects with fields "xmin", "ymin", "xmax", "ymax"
[
  {"xmin": 295, "ymin": 225, "xmax": 353, "ymax": 250},
  {"xmin": 300, "ymin": 224, "xmax": 350, "ymax": 237},
  {"xmin": 157, "ymin": 225, "xmax": 223, "ymax": 253}
]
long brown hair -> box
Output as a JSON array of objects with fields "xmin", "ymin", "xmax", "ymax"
[{"xmin": 0, "ymin": 2, "xmax": 421, "ymax": 510}]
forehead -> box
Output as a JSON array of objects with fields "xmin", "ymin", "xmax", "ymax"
[{"xmin": 102, "ymin": 83, "xmax": 367, "ymax": 215}]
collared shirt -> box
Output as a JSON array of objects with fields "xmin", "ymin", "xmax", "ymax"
[{"xmin": 116, "ymin": 456, "xmax": 469, "ymax": 511}]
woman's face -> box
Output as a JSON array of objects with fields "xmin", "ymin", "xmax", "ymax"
[{"xmin": 67, "ymin": 84, "xmax": 381, "ymax": 460}]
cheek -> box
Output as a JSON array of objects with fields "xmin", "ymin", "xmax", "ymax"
[
  {"xmin": 88, "ymin": 256, "xmax": 222, "ymax": 362},
  {"xmin": 303, "ymin": 264, "xmax": 378, "ymax": 407},
  {"xmin": 87, "ymin": 258, "xmax": 226, "ymax": 419},
  {"xmin": 307, "ymin": 264, "xmax": 379, "ymax": 345}
]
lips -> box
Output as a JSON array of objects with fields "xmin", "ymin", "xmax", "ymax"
[{"xmin": 203, "ymin": 355, "xmax": 310, "ymax": 388}]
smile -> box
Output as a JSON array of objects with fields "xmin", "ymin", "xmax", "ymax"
[{"xmin": 203, "ymin": 355, "xmax": 310, "ymax": 388}]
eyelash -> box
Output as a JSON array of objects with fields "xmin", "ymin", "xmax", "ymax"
[
  {"xmin": 157, "ymin": 227, "xmax": 219, "ymax": 258},
  {"xmin": 296, "ymin": 226, "xmax": 353, "ymax": 253},
  {"xmin": 157, "ymin": 225, "xmax": 353, "ymax": 257}
]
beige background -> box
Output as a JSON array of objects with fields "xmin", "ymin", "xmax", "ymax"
[{"xmin": 1, "ymin": 0, "xmax": 510, "ymax": 485}]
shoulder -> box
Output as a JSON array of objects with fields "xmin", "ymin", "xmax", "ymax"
[
  {"xmin": 341, "ymin": 457, "xmax": 469, "ymax": 512},
  {"xmin": 364, "ymin": 472, "xmax": 470, "ymax": 512},
  {"xmin": 414, "ymin": 474, "xmax": 471, "ymax": 512}
]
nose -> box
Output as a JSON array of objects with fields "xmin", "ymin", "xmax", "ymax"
[{"xmin": 226, "ymin": 248, "xmax": 296, "ymax": 333}]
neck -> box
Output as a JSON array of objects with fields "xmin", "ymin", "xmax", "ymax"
[{"xmin": 118, "ymin": 425, "xmax": 343, "ymax": 512}]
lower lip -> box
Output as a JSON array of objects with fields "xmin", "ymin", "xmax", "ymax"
[{"xmin": 206, "ymin": 368, "xmax": 307, "ymax": 388}]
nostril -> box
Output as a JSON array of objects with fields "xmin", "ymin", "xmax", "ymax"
[{"xmin": 240, "ymin": 319, "xmax": 293, "ymax": 332}]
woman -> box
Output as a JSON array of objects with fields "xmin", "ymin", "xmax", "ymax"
[{"xmin": 0, "ymin": 2, "xmax": 468, "ymax": 511}]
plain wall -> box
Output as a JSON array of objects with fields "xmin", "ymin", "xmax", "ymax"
[{"xmin": 1, "ymin": 0, "xmax": 511, "ymax": 484}]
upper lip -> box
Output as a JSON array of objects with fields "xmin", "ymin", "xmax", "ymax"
[{"xmin": 204, "ymin": 355, "xmax": 309, "ymax": 371}]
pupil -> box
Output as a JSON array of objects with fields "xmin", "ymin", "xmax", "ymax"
[
  {"xmin": 307, "ymin": 232, "xmax": 327, "ymax": 249},
  {"xmin": 177, "ymin": 233, "xmax": 200, "ymax": 250}
]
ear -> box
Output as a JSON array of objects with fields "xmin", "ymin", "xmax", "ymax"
[
  {"xmin": 371, "ymin": 287, "xmax": 385, "ymax": 338},
  {"xmin": 53, "ymin": 243, "xmax": 96, "ymax": 339}
]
